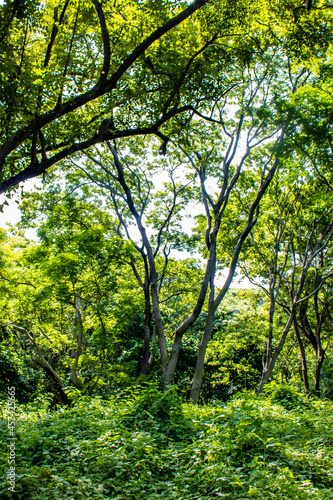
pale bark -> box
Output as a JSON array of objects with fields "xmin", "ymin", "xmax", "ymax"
[
  {"xmin": 257, "ymin": 223, "xmax": 333, "ymax": 394},
  {"xmin": 190, "ymin": 135, "xmax": 284, "ymax": 403},
  {"xmin": 190, "ymin": 307, "xmax": 216, "ymax": 404},
  {"xmin": 162, "ymin": 244, "xmax": 215, "ymax": 386}
]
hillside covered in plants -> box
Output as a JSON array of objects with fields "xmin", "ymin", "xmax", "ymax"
[{"xmin": 1, "ymin": 386, "xmax": 333, "ymax": 499}]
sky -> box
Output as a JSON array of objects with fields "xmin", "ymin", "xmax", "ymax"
[
  {"xmin": 0, "ymin": 179, "xmax": 40, "ymax": 240},
  {"xmin": 0, "ymin": 195, "xmax": 22, "ymax": 228}
]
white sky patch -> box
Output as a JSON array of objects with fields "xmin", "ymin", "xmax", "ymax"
[
  {"xmin": 0, "ymin": 196, "xmax": 21, "ymax": 227},
  {"xmin": 0, "ymin": 178, "xmax": 41, "ymax": 240}
]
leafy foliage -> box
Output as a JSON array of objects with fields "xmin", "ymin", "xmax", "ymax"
[{"xmin": 1, "ymin": 389, "xmax": 333, "ymax": 499}]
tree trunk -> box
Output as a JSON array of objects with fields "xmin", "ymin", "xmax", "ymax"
[
  {"xmin": 263, "ymin": 294, "xmax": 275, "ymax": 377},
  {"xmin": 72, "ymin": 296, "xmax": 84, "ymax": 389},
  {"xmin": 15, "ymin": 325, "xmax": 70, "ymax": 405},
  {"xmin": 314, "ymin": 348, "xmax": 325, "ymax": 397},
  {"xmin": 190, "ymin": 305, "xmax": 216, "ymax": 403},
  {"xmin": 162, "ymin": 246, "xmax": 215, "ymax": 387},
  {"xmin": 139, "ymin": 286, "xmax": 152, "ymax": 376},
  {"xmin": 257, "ymin": 310, "xmax": 295, "ymax": 394},
  {"xmin": 151, "ymin": 279, "xmax": 168, "ymax": 372},
  {"xmin": 293, "ymin": 317, "xmax": 309, "ymax": 395}
]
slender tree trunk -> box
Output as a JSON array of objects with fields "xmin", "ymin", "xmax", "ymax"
[
  {"xmin": 261, "ymin": 318, "xmax": 274, "ymax": 387},
  {"xmin": 139, "ymin": 286, "xmax": 152, "ymax": 376},
  {"xmin": 163, "ymin": 246, "xmax": 215, "ymax": 387},
  {"xmin": 257, "ymin": 310, "xmax": 295, "ymax": 394},
  {"xmin": 70, "ymin": 366, "xmax": 79, "ymax": 388},
  {"xmin": 151, "ymin": 279, "xmax": 168, "ymax": 372},
  {"xmin": 293, "ymin": 316, "xmax": 309, "ymax": 395},
  {"xmin": 109, "ymin": 144, "xmax": 169, "ymax": 372},
  {"xmin": 265, "ymin": 321, "xmax": 273, "ymax": 369},
  {"xmin": 190, "ymin": 305, "xmax": 216, "ymax": 403},
  {"xmin": 148, "ymin": 324, "xmax": 157, "ymax": 369},
  {"xmin": 314, "ymin": 347, "xmax": 325, "ymax": 397},
  {"xmin": 189, "ymin": 155, "xmax": 279, "ymax": 403},
  {"xmin": 72, "ymin": 295, "xmax": 84, "ymax": 389},
  {"xmin": 313, "ymin": 287, "xmax": 326, "ymax": 397},
  {"xmin": 189, "ymin": 239, "xmax": 217, "ymax": 403},
  {"xmin": 263, "ymin": 294, "xmax": 276, "ymax": 376}
]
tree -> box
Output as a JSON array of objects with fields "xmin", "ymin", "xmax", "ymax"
[
  {"xmin": 0, "ymin": 0, "xmax": 219, "ymax": 193},
  {"xmin": 27, "ymin": 139, "xmax": 202, "ymax": 373},
  {"xmin": 0, "ymin": 196, "xmax": 135, "ymax": 399},
  {"xmin": 16, "ymin": 167, "xmax": 203, "ymax": 385},
  {"xmin": 235, "ymin": 154, "xmax": 333, "ymax": 395},
  {"xmin": 1, "ymin": 0, "xmax": 330, "ymax": 195},
  {"xmin": 175, "ymin": 53, "xmax": 311, "ymax": 403},
  {"xmin": 295, "ymin": 262, "xmax": 333, "ymax": 396},
  {"xmin": 55, "ymin": 45, "xmax": 301, "ymax": 401}
]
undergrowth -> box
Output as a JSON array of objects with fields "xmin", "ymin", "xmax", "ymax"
[{"xmin": 0, "ymin": 385, "xmax": 332, "ymax": 499}]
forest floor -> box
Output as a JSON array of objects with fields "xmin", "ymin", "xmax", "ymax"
[{"xmin": 1, "ymin": 385, "xmax": 333, "ymax": 499}]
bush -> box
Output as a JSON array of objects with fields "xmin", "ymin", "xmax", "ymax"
[
  {"xmin": 263, "ymin": 382, "xmax": 310, "ymax": 410},
  {"xmin": 120, "ymin": 383, "xmax": 193, "ymax": 441}
]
